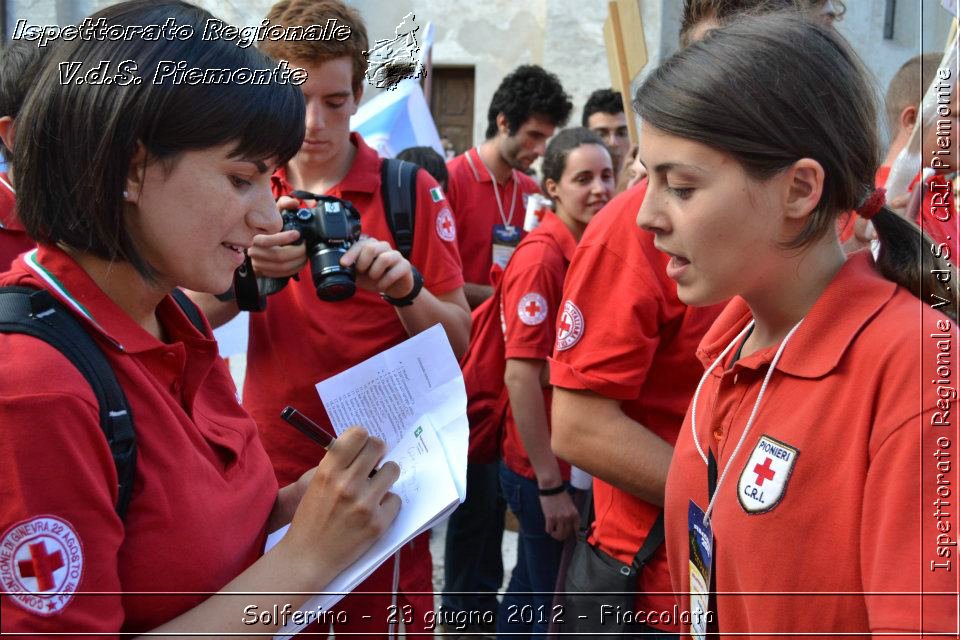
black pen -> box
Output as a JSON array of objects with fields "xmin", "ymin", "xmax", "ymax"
[
  {"xmin": 280, "ymin": 405, "xmax": 337, "ymax": 450},
  {"xmin": 280, "ymin": 406, "xmax": 380, "ymax": 477}
]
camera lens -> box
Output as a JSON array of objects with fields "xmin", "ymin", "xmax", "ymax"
[
  {"xmin": 316, "ymin": 273, "xmax": 356, "ymax": 301},
  {"xmin": 308, "ymin": 245, "xmax": 356, "ymax": 302}
]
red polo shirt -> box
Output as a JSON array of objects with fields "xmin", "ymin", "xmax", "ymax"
[
  {"xmin": 446, "ymin": 147, "xmax": 540, "ymax": 285},
  {"xmin": 0, "ymin": 245, "xmax": 277, "ymax": 635},
  {"xmin": 549, "ymin": 182, "xmax": 723, "ymax": 627},
  {"xmin": 0, "ymin": 173, "xmax": 34, "ymax": 272},
  {"xmin": 500, "ymin": 212, "xmax": 575, "ymax": 480},
  {"xmin": 665, "ymin": 252, "xmax": 957, "ymax": 636},
  {"xmin": 243, "ymin": 133, "xmax": 462, "ymax": 635}
]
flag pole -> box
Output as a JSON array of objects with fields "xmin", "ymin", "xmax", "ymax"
[{"xmin": 608, "ymin": 1, "xmax": 638, "ymax": 147}]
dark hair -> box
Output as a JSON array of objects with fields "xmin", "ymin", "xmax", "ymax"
[
  {"xmin": 15, "ymin": 0, "xmax": 305, "ymax": 281},
  {"xmin": 541, "ymin": 127, "xmax": 609, "ymax": 187},
  {"xmin": 679, "ymin": 0, "xmax": 801, "ymax": 46},
  {"xmin": 396, "ymin": 146, "xmax": 448, "ymax": 190},
  {"xmin": 581, "ymin": 89, "xmax": 624, "ymax": 127},
  {"xmin": 260, "ymin": 0, "xmax": 369, "ymax": 95},
  {"xmin": 0, "ymin": 39, "xmax": 51, "ymax": 162},
  {"xmin": 485, "ymin": 65, "xmax": 572, "ymax": 139},
  {"xmin": 636, "ymin": 13, "xmax": 956, "ymax": 320},
  {"xmin": 885, "ymin": 52, "xmax": 941, "ymax": 135}
]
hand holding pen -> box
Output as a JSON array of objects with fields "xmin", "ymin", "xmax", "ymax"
[
  {"xmin": 281, "ymin": 405, "xmax": 382, "ymax": 476},
  {"xmin": 273, "ymin": 408, "xmax": 401, "ymax": 581},
  {"xmin": 281, "ymin": 405, "xmax": 338, "ymax": 449}
]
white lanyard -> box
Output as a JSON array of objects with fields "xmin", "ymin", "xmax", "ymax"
[
  {"xmin": 466, "ymin": 149, "xmax": 518, "ymax": 229},
  {"xmin": 690, "ymin": 318, "xmax": 803, "ymax": 525}
]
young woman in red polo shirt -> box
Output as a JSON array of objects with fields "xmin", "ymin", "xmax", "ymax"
[
  {"xmin": 497, "ymin": 128, "xmax": 614, "ymax": 638},
  {"xmin": 0, "ymin": 1, "xmax": 399, "ymax": 636},
  {"xmin": 634, "ymin": 14, "xmax": 957, "ymax": 637}
]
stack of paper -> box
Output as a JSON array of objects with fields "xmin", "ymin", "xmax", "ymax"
[{"xmin": 265, "ymin": 324, "xmax": 468, "ymax": 637}]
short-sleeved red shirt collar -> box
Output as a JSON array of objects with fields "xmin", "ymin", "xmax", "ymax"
[
  {"xmin": 697, "ymin": 251, "xmax": 895, "ymax": 379},
  {"xmin": 272, "ymin": 132, "xmax": 380, "ymax": 197},
  {"xmin": 18, "ymin": 245, "xmax": 212, "ymax": 355},
  {"xmin": 464, "ymin": 147, "xmax": 493, "ymax": 183},
  {"xmin": 463, "ymin": 146, "xmax": 531, "ymax": 188}
]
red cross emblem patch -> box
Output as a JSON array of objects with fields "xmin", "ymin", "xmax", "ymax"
[
  {"xmin": 436, "ymin": 207, "xmax": 457, "ymax": 242},
  {"xmin": 737, "ymin": 435, "xmax": 799, "ymax": 514},
  {"xmin": 517, "ymin": 292, "xmax": 548, "ymax": 326},
  {"xmin": 555, "ymin": 300, "xmax": 584, "ymax": 351},
  {"xmin": 1, "ymin": 516, "xmax": 84, "ymax": 616}
]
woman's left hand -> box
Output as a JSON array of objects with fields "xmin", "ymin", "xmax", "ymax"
[{"xmin": 340, "ymin": 237, "xmax": 416, "ymax": 299}]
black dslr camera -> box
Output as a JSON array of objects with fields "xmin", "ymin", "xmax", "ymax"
[{"xmin": 234, "ymin": 191, "xmax": 362, "ymax": 311}]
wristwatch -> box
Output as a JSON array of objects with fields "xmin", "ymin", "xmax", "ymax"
[
  {"xmin": 382, "ymin": 265, "xmax": 424, "ymax": 307},
  {"xmin": 538, "ymin": 484, "xmax": 566, "ymax": 496}
]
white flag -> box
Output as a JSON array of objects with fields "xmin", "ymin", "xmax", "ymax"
[{"xmin": 350, "ymin": 79, "xmax": 444, "ymax": 158}]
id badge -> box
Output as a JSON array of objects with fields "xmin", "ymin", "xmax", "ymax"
[
  {"xmin": 491, "ymin": 224, "xmax": 522, "ymax": 270},
  {"xmin": 688, "ymin": 500, "xmax": 714, "ymax": 640}
]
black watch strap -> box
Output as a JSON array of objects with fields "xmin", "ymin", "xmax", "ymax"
[
  {"xmin": 382, "ymin": 265, "xmax": 424, "ymax": 307},
  {"xmin": 538, "ymin": 484, "xmax": 566, "ymax": 496}
]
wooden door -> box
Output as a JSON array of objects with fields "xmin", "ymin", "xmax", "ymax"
[{"xmin": 430, "ymin": 66, "xmax": 475, "ymax": 157}]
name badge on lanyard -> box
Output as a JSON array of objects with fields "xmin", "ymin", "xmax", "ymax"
[
  {"xmin": 466, "ymin": 149, "xmax": 522, "ymax": 270},
  {"xmin": 491, "ymin": 224, "xmax": 523, "ymax": 270},
  {"xmin": 683, "ymin": 318, "xmax": 802, "ymax": 639},
  {"xmin": 688, "ymin": 499, "xmax": 714, "ymax": 640}
]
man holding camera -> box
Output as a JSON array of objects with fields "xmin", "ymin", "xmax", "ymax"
[{"xmin": 196, "ymin": 0, "xmax": 469, "ymax": 635}]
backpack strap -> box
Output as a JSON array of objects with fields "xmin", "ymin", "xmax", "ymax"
[
  {"xmin": 578, "ymin": 487, "xmax": 665, "ymax": 572},
  {"xmin": 170, "ymin": 288, "xmax": 208, "ymax": 337},
  {"xmin": 631, "ymin": 511, "xmax": 665, "ymax": 571},
  {"xmin": 380, "ymin": 158, "xmax": 419, "ymax": 259},
  {"xmin": 0, "ymin": 286, "xmax": 136, "ymax": 519}
]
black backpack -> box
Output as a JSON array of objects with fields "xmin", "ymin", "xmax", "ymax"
[
  {"xmin": 0, "ymin": 286, "xmax": 206, "ymax": 520},
  {"xmin": 380, "ymin": 158, "xmax": 419, "ymax": 259}
]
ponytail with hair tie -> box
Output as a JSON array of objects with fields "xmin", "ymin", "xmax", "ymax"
[
  {"xmin": 856, "ymin": 188, "xmax": 885, "ymax": 220},
  {"xmin": 870, "ymin": 203, "xmax": 959, "ymax": 322}
]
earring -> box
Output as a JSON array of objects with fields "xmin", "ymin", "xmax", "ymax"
[{"xmin": 123, "ymin": 190, "xmax": 129, "ymax": 198}]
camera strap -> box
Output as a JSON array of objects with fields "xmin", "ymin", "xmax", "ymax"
[{"xmin": 380, "ymin": 158, "xmax": 419, "ymax": 259}]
